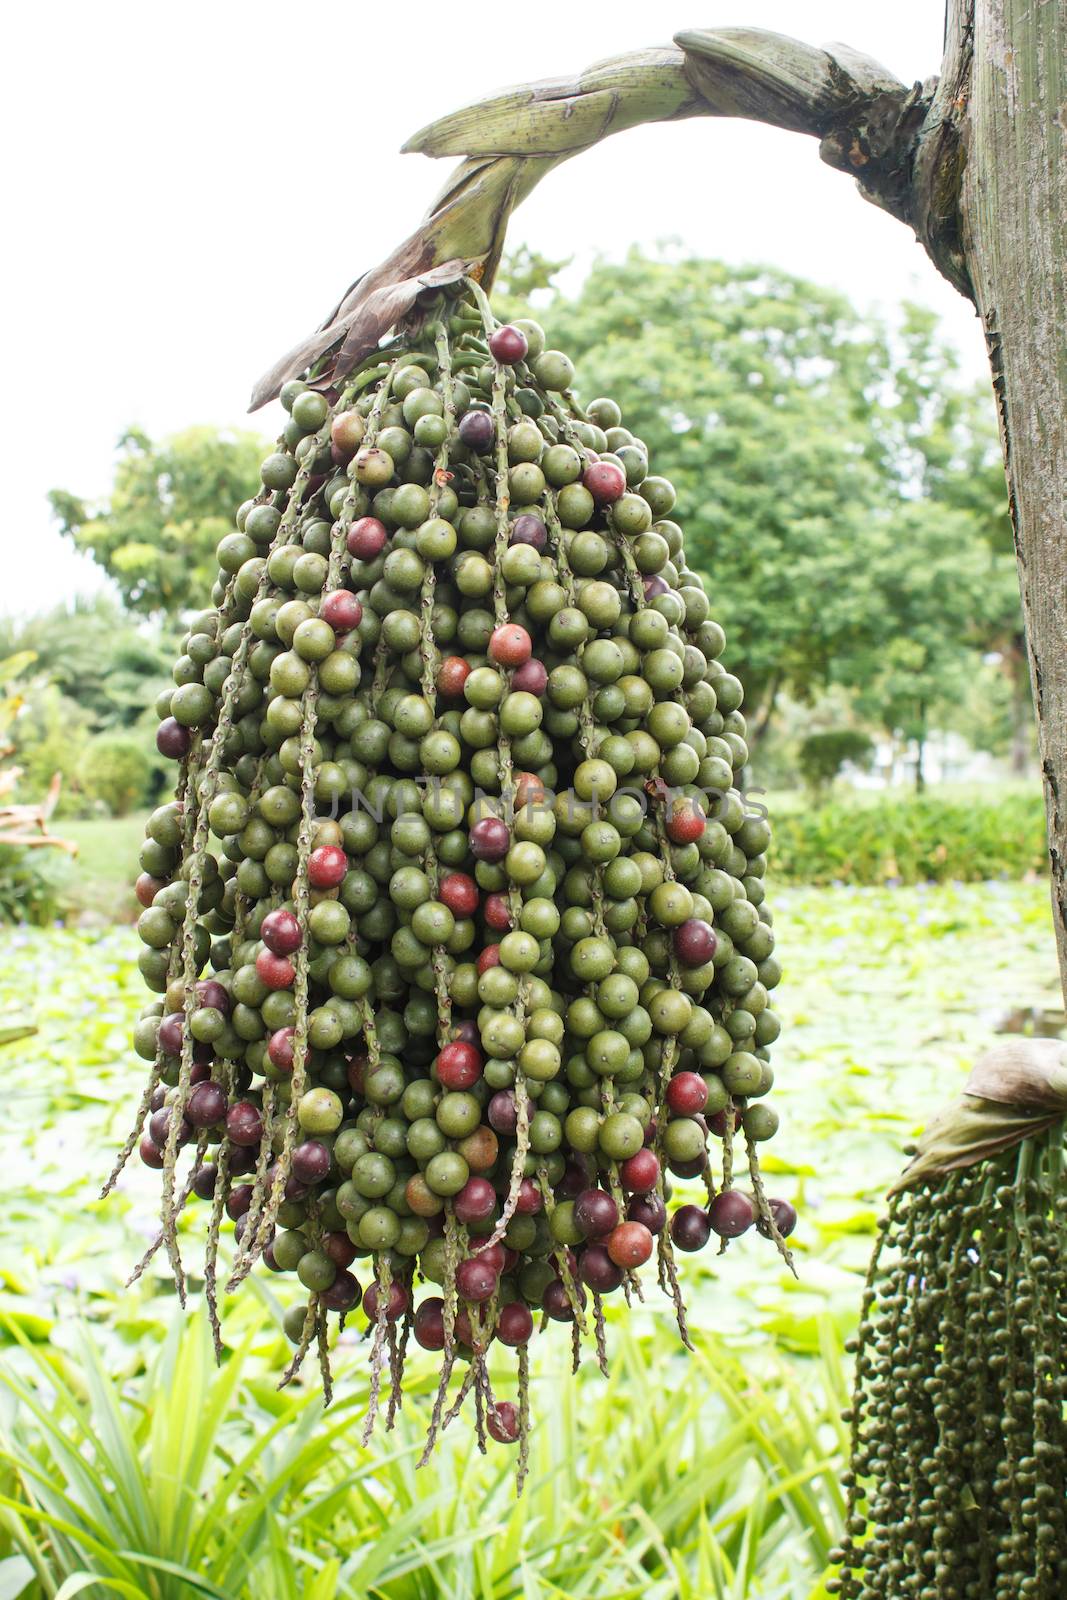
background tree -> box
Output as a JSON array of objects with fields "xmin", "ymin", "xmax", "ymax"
[
  {"xmin": 0, "ymin": 598, "xmax": 174, "ymax": 814},
  {"xmin": 515, "ymin": 250, "xmax": 1018, "ymax": 759},
  {"xmin": 49, "ymin": 425, "xmax": 266, "ymax": 618}
]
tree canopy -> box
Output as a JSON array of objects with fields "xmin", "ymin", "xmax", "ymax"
[
  {"xmin": 505, "ymin": 251, "xmax": 1019, "ymax": 752},
  {"xmin": 49, "ymin": 425, "xmax": 266, "ymax": 618}
]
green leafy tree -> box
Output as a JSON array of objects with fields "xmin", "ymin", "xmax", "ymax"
[
  {"xmin": 798, "ymin": 729, "xmax": 875, "ymax": 796},
  {"xmin": 0, "ymin": 596, "xmax": 174, "ymax": 735},
  {"xmin": 520, "ymin": 251, "xmax": 1019, "ymax": 757},
  {"xmin": 849, "ymin": 502, "xmax": 1017, "ymax": 787},
  {"xmin": 49, "ymin": 425, "xmax": 267, "ymax": 617},
  {"xmin": 0, "ymin": 599, "xmax": 175, "ymax": 815}
]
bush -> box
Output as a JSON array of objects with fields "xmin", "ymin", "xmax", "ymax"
[
  {"xmin": 769, "ymin": 788, "xmax": 1048, "ymax": 885},
  {"xmin": 798, "ymin": 729, "xmax": 874, "ymax": 793},
  {"xmin": 0, "ymin": 846, "xmax": 73, "ymax": 924},
  {"xmin": 82, "ymin": 734, "xmax": 153, "ymax": 816}
]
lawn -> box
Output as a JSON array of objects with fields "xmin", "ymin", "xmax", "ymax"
[
  {"xmin": 0, "ymin": 879, "xmax": 1059, "ymax": 1597},
  {"xmin": 57, "ymin": 813, "xmax": 145, "ymax": 921}
]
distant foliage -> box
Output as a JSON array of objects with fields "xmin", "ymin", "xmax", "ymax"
[
  {"xmin": 798, "ymin": 730, "xmax": 875, "ymax": 793},
  {"xmin": 49, "ymin": 425, "xmax": 267, "ymax": 617},
  {"xmin": 770, "ymin": 789, "xmax": 1048, "ymax": 884},
  {"xmin": 82, "ymin": 735, "xmax": 154, "ymax": 816},
  {"xmin": 0, "ymin": 599, "xmax": 173, "ymax": 817},
  {"xmin": 0, "ymin": 847, "xmax": 72, "ymax": 924},
  {"xmin": 516, "ymin": 250, "xmax": 1020, "ymax": 755}
]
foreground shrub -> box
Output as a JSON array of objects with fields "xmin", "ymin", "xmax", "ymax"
[{"xmin": 0, "ymin": 1311, "xmax": 846, "ymax": 1600}]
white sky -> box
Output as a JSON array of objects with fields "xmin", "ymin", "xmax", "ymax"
[{"xmin": 2, "ymin": 1, "xmax": 985, "ymax": 621}]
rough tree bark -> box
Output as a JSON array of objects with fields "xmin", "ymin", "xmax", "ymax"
[
  {"xmin": 960, "ymin": 0, "xmax": 1067, "ymax": 994},
  {"xmin": 251, "ymin": 2, "xmax": 1067, "ymax": 997}
]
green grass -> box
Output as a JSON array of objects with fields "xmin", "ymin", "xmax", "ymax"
[
  {"xmin": 0, "ymin": 881, "xmax": 1060, "ymax": 1596},
  {"xmin": 59, "ymin": 815, "xmax": 146, "ymax": 921}
]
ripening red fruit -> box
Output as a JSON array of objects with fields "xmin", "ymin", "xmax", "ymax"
[
  {"xmin": 708, "ymin": 1189, "xmax": 756, "ymax": 1238},
  {"xmin": 579, "ymin": 1243, "xmax": 624, "ymax": 1293},
  {"xmin": 268, "ymin": 1027, "xmax": 296, "ymax": 1073},
  {"xmin": 673, "ymin": 918, "xmax": 717, "ymax": 967},
  {"xmin": 665, "ymin": 799, "xmax": 707, "ymax": 844},
  {"xmin": 320, "ymin": 589, "xmax": 363, "ymax": 632},
  {"xmin": 226, "ymin": 1183, "xmax": 253, "ymax": 1220},
  {"xmin": 671, "ymin": 1203, "xmax": 712, "ymax": 1253},
  {"xmin": 488, "ymin": 324, "xmax": 529, "ymax": 364},
  {"xmin": 193, "ymin": 1162, "xmax": 218, "ymax": 1200},
  {"xmin": 514, "ymin": 771, "xmax": 547, "ymax": 809},
  {"xmin": 453, "ymin": 1177, "xmax": 497, "ymax": 1225},
  {"xmin": 456, "ymin": 1255, "xmax": 499, "ymax": 1304},
  {"xmin": 346, "ymin": 516, "xmax": 388, "ymax": 560},
  {"xmin": 511, "ymin": 657, "xmax": 548, "ymax": 696},
  {"xmin": 627, "ymin": 1192, "xmax": 667, "ymax": 1235},
  {"xmin": 606, "ymin": 1220, "xmax": 654, "ymax": 1268},
  {"xmin": 496, "ymin": 1300, "xmax": 534, "ymax": 1346},
  {"xmin": 437, "ymin": 655, "xmax": 471, "ymax": 697},
  {"xmin": 509, "ymin": 513, "xmax": 547, "ymax": 551},
  {"xmin": 487, "ymin": 1400, "xmax": 521, "ymax": 1444},
  {"xmin": 195, "ymin": 978, "xmax": 229, "ymax": 1015},
  {"xmin": 260, "ymin": 908, "xmax": 301, "ymax": 955},
  {"xmin": 515, "ymin": 1176, "xmax": 543, "ymax": 1214},
  {"xmin": 256, "ymin": 947, "xmax": 295, "ymax": 990},
  {"xmin": 323, "ymin": 1230, "xmax": 357, "ymax": 1268},
  {"xmin": 583, "ymin": 459, "xmax": 627, "ymax": 505},
  {"xmin": 156, "ymin": 717, "xmax": 191, "ymax": 759},
  {"xmin": 156, "ymin": 1011, "xmax": 184, "ymax": 1056},
  {"xmin": 543, "ymin": 1278, "xmax": 584, "ymax": 1322},
  {"xmin": 476, "ymin": 943, "xmax": 502, "ymax": 975},
  {"xmin": 278, "ymin": 1164, "xmax": 307, "ymax": 1202},
  {"xmin": 453, "ymin": 1309, "xmax": 480, "ymax": 1353},
  {"xmin": 330, "ymin": 409, "xmax": 365, "ymax": 458},
  {"xmin": 139, "ymin": 1133, "xmax": 164, "ymax": 1169},
  {"xmin": 488, "ymin": 1090, "xmax": 518, "ymax": 1134},
  {"xmin": 559, "ymin": 1157, "xmax": 591, "ymax": 1198},
  {"xmin": 758, "ymin": 1196, "xmax": 798, "ymax": 1239},
  {"xmin": 665, "ymin": 1071, "xmax": 709, "ymax": 1116},
  {"xmin": 307, "ymin": 845, "xmax": 347, "ymax": 890},
  {"xmin": 643, "ymin": 574, "xmax": 670, "ymax": 600},
  {"xmin": 489, "ymin": 623, "xmax": 533, "ymax": 667},
  {"xmin": 436, "ymin": 1039, "xmax": 483, "ymax": 1090},
  {"xmin": 292, "ymin": 1139, "xmax": 331, "ymax": 1185},
  {"xmin": 414, "ymin": 1296, "xmax": 446, "ymax": 1350},
  {"xmin": 187, "ymin": 1080, "xmax": 227, "ymax": 1129},
  {"xmin": 620, "ymin": 1147, "xmax": 660, "ymax": 1194},
  {"xmin": 483, "ymin": 893, "xmax": 512, "ymax": 931},
  {"xmin": 226, "ymin": 1099, "xmax": 264, "ymax": 1148},
  {"xmin": 470, "ymin": 1239, "xmax": 507, "ymax": 1275},
  {"xmin": 346, "ymin": 1053, "xmax": 367, "ymax": 1095},
  {"xmin": 135, "ymin": 872, "xmax": 164, "ymax": 908},
  {"xmin": 322, "ymin": 1270, "xmax": 361, "ymax": 1312},
  {"xmin": 439, "ymin": 871, "xmax": 479, "ymax": 916},
  {"xmin": 458, "ymin": 409, "xmax": 494, "ymax": 453},
  {"xmin": 459, "ymin": 1124, "xmax": 499, "ymax": 1173},
  {"xmin": 573, "ymin": 1188, "xmax": 619, "ymax": 1239},
  {"xmin": 363, "ymin": 1281, "xmax": 409, "ymax": 1322},
  {"xmin": 469, "ymin": 817, "xmax": 509, "ymax": 862}
]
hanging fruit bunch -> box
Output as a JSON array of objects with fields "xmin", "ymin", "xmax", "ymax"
[
  {"xmin": 108, "ymin": 276, "xmax": 794, "ymax": 1475},
  {"xmin": 831, "ymin": 1046, "xmax": 1067, "ymax": 1599}
]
